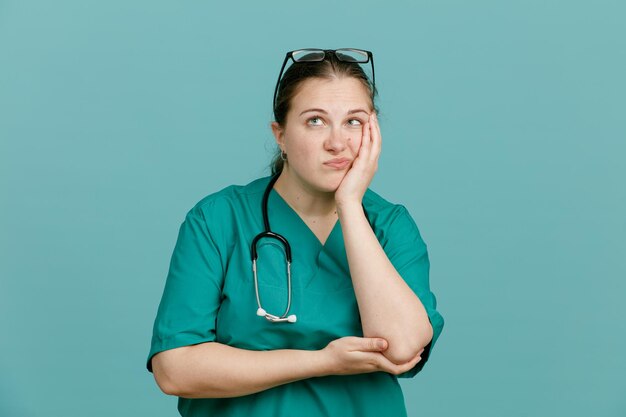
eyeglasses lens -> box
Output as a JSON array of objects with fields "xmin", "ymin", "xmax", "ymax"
[
  {"xmin": 335, "ymin": 49, "xmax": 368, "ymax": 63},
  {"xmin": 292, "ymin": 49, "xmax": 368, "ymax": 63},
  {"xmin": 292, "ymin": 50, "xmax": 325, "ymax": 62}
]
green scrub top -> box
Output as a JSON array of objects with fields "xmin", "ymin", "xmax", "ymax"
[{"xmin": 147, "ymin": 175, "xmax": 444, "ymax": 417}]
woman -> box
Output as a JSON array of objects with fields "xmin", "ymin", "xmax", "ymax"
[{"xmin": 146, "ymin": 48, "xmax": 444, "ymax": 417}]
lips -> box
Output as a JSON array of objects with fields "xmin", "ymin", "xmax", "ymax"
[{"xmin": 324, "ymin": 158, "xmax": 351, "ymax": 169}]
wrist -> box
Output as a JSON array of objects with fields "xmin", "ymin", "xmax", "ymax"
[
  {"xmin": 336, "ymin": 198, "xmax": 361, "ymax": 212},
  {"xmin": 336, "ymin": 200, "xmax": 364, "ymax": 220},
  {"xmin": 310, "ymin": 348, "xmax": 333, "ymax": 378}
]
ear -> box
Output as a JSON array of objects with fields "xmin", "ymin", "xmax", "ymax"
[{"xmin": 270, "ymin": 121, "xmax": 285, "ymax": 149}]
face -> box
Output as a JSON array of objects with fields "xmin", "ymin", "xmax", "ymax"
[{"xmin": 271, "ymin": 76, "xmax": 373, "ymax": 194}]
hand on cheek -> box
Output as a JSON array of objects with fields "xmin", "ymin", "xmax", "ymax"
[{"xmin": 335, "ymin": 112, "xmax": 382, "ymax": 205}]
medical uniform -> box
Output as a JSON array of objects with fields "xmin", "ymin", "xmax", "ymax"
[{"xmin": 146, "ymin": 174, "xmax": 444, "ymax": 417}]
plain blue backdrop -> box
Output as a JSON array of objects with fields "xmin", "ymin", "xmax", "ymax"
[{"xmin": 1, "ymin": 1, "xmax": 624, "ymax": 416}]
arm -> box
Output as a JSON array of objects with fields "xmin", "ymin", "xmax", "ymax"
[
  {"xmin": 152, "ymin": 342, "xmax": 328, "ymax": 399},
  {"xmin": 334, "ymin": 112, "xmax": 433, "ymax": 365},
  {"xmin": 337, "ymin": 202, "xmax": 433, "ymax": 365}
]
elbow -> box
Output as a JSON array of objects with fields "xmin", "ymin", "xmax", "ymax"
[
  {"xmin": 382, "ymin": 343, "xmax": 421, "ymax": 365},
  {"xmin": 150, "ymin": 344, "xmax": 225, "ymax": 399},
  {"xmin": 157, "ymin": 379, "xmax": 179, "ymax": 397},
  {"xmin": 151, "ymin": 351, "xmax": 183, "ymax": 396},
  {"xmin": 384, "ymin": 321, "xmax": 434, "ymax": 365}
]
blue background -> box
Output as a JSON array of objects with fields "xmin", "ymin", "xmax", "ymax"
[{"xmin": 1, "ymin": 1, "xmax": 624, "ymax": 416}]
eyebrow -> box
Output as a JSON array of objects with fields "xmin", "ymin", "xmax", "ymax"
[{"xmin": 299, "ymin": 108, "xmax": 369, "ymax": 116}]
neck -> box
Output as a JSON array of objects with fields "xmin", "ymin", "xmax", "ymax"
[{"xmin": 273, "ymin": 167, "xmax": 337, "ymax": 218}]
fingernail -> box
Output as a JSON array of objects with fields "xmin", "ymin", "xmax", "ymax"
[{"xmin": 377, "ymin": 340, "xmax": 386, "ymax": 349}]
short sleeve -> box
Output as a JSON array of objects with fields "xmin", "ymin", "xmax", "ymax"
[
  {"xmin": 381, "ymin": 205, "xmax": 445, "ymax": 378},
  {"xmin": 146, "ymin": 204, "xmax": 225, "ymax": 373}
]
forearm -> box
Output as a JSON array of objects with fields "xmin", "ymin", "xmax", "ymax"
[
  {"xmin": 156, "ymin": 342, "xmax": 329, "ymax": 399},
  {"xmin": 337, "ymin": 201, "xmax": 433, "ymax": 363}
]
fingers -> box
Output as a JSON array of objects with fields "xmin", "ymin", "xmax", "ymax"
[
  {"xmin": 376, "ymin": 348, "xmax": 425, "ymax": 375},
  {"xmin": 359, "ymin": 113, "xmax": 380, "ymax": 169},
  {"xmin": 351, "ymin": 113, "xmax": 380, "ymax": 176},
  {"xmin": 389, "ymin": 353, "xmax": 422, "ymax": 375},
  {"xmin": 329, "ymin": 337, "xmax": 424, "ymax": 376},
  {"xmin": 348, "ymin": 337, "xmax": 388, "ymax": 352},
  {"xmin": 370, "ymin": 338, "xmax": 388, "ymax": 351},
  {"xmin": 360, "ymin": 118, "xmax": 371, "ymax": 161},
  {"xmin": 369, "ymin": 112, "xmax": 381, "ymax": 165}
]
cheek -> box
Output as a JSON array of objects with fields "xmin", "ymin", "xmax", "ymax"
[
  {"xmin": 348, "ymin": 136, "xmax": 362, "ymax": 154},
  {"xmin": 291, "ymin": 142, "xmax": 317, "ymax": 162}
]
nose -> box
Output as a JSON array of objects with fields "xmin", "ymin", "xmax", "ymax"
[{"xmin": 324, "ymin": 126, "xmax": 349, "ymax": 153}]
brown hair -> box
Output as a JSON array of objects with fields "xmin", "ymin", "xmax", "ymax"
[{"xmin": 269, "ymin": 52, "xmax": 379, "ymax": 175}]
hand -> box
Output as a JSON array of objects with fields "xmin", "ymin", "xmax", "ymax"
[
  {"xmin": 334, "ymin": 112, "xmax": 382, "ymax": 206},
  {"xmin": 319, "ymin": 336, "xmax": 424, "ymax": 376}
]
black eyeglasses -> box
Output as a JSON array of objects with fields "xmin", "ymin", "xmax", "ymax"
[{"xmin": 272, "ymin": 48, "xmax": 375, "ymax": 113}]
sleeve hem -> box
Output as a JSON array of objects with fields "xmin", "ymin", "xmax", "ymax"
[{"xmin": 146, "ymin": 334, "xmax": 217, "ymax": 373}]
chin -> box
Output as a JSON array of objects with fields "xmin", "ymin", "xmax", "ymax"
[
  {"xmin": 293, "ymin": 168, "xmax": 344, "ymax": 194},
  {"xmin": 316, "ymin": 178, "xmax": 343, "ymax": 194}
]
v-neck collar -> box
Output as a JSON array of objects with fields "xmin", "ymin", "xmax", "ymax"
[
  {"xmin": 261, "ymin": 176, "xmax": 351, "ymax": 291},
  {"xmin": 269, "ymin": 186, "xmax": 340, "ymax": 249}
]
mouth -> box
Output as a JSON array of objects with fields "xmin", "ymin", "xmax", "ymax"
[{"xmin": 324, "ymin": 159, "xmax": 351, "ymax": 169}]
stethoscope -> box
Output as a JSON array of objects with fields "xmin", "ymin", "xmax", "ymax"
[{"xmin": 250, "ymin": 172, "xmax": 371, "ymax": 324}]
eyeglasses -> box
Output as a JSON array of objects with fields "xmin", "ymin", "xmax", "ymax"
[{"xmin": 272, "ymin": 48, "xmax": 375, "ymax": 113}]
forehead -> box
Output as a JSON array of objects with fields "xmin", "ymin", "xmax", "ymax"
[{"xmin": 290, "ymin": 77, "xmax": 371, "ymax": 111}]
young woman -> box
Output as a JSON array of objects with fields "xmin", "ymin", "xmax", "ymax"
[{"xmin": 146, "ymin": 48, "xmax": 444, "ymax": 417}]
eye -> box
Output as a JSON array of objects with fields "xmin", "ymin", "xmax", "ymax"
[
  {"xmin": 305, "ymin": 116, "xmax": 363, "ymax": 127},
  {"xmin": 307, "ymin": 116, "xmax": 324, "ymax": 126}
]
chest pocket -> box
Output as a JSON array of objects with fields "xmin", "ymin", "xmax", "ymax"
[
  {"xmin": 251, "ymin": 239, "xmax": 300, "ymax": 324},
  {"xmin": 253, "ymin": 239, "xmax": 292, "ymax": 289}
]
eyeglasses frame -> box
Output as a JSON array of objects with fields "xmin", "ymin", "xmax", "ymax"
[{"xmin": 272, "ymin": 48, "xmax": 375, "ymax": 113}]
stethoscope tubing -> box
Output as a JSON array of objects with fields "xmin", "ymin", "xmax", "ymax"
[
  {"xmin": 251, "ymin": 173, "xmax": 295, "ymax": 322},
  {"xmin": 250, "ymin": 172, "xmax": 371, "ymax": 323}
]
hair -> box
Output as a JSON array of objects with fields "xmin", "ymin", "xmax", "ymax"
[{"xmin": 269, "ymin": 52, "xmax": 380, "ymax": 176}]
